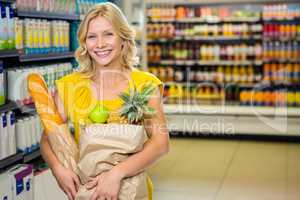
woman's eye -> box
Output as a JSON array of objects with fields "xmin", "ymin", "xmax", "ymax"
[
  {"xmin": 105, "ymin": 32, "xmax": 113, "ymax": 36},
  {"xmin": 87, "ymin": 35, "xmax": 96, "ymax": 39}
]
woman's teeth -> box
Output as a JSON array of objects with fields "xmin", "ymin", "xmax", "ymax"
[{"xmin": 95, "ymin": 50, "xmax": 112, "ymax": 58}]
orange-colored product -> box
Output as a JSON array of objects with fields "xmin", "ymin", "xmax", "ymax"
[
  {"xmin": 277, "ymin": 90, "xmax": 287, "ymax": 106},
  {"xmin": 285, "ymin": 24, "xmax": 291, "ymax": 38},
  {"xmin": 27, "ymin": 73, "xmax": 78, "ymax": 171},
  {"xmin": 239, "ymin": 90, "xmax": 250, "ymax": 105},
  {"xmin": 176, "ymin": 6, "xmax": 186, "ymax": 19},
  {"xmin": 264, "ymin": 90, "xmax": 273, "ymax": 106},
  {"xmin": 270, "ymin": 90, "xmax": 277, "ymax": 106},
  {"xmin": 239, "ymin": 91, "xmax": 246, "ymax": 104},
  {"xmin": 271, "ymin": 63, "xmax": 278, "ymax": 82},
  {"xmin": 147, "ymin": 24, "xmax": 153, "ymax": 39},
  {"xmin": 263, "ymin": 64, "xmax": 270, "ymax": 81},
  {"xmin": 279, "ymin": 24, "xmax": 285, "ymax": 37},
  {"xmin": 294, "ymin": 64, "xmax": 300, "ymax": 83},
  {"xmin": 291, "ymin": 24, "xmax": 297, "ymax": 38},
  {"xmin": 278, "ymin": 63, "xmax": 285, "ymax": 82},
  {"xmin": 254, "ymin": 91, "xmax": 264, "ymax": 106}
]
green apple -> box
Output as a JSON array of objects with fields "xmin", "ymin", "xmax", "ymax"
[{"xmin": 89, "ymin": 104, "xmax": 109, "ymax": 123}]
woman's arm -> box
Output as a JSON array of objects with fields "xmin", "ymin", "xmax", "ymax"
[
  {"xmin": 87, "ymin": 86, "xmax": 169, "ymax": 200},
  {"xmin": 112, "ymin": 86, "xmax": 170, "ymax": 178},
  {"xmin": 40, "ymin": 90, "xmax": 80, "ymax": 200}
]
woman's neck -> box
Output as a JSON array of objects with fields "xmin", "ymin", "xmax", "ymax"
[{"xmin": 92, "ymin": 65, "xmax": 132, "ymax": 85}]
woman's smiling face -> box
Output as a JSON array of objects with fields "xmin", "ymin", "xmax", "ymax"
[{"xmin": 86, "ymin": 15, "xmax": 123, "ymax": 68}]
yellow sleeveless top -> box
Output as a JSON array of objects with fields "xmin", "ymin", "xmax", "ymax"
[{"xmin": 55, "ymin": 68, "xmax": 163, "ymax": 142}]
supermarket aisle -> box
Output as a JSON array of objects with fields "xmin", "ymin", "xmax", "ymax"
[{"xmin": 148, "ymin": 138, "xmax": 300, "ymax": 200}]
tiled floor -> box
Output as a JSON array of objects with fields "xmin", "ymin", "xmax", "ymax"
[{"xmin": 148, "ymin": 138, "xmax": 300, "ymax": 200}]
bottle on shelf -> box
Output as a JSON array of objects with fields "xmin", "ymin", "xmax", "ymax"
[{"xmin": 0, "ymin": 61, "xmax": 5, "ymax": 105}]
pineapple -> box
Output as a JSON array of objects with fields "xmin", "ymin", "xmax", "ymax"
[
  {"xmin": 119, "ymin": 81, "xmax": 157, "ymax": 125},
  {"xmin": 107, "ymin": 111, "xmax": 128, "ymax": 124}
]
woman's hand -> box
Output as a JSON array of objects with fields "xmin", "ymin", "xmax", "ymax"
[
  {"xmin": 86, "ymin": 169, "xmax": 123, "ymax": 200},
  {"xmin": 52, "ymin": 164, "xmax": 80, "ymax": 200}
]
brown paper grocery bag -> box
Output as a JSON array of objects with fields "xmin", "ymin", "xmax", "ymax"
[{"xmin": 75, "ymin": 124, "xmax": 148, "ymax": 200}]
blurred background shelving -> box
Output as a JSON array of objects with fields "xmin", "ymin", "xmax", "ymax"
[{"xmin": 120, "ymin": 0, "xmax": 300, "ymax": 136}]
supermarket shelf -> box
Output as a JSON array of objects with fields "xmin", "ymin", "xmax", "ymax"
[
  {"xmin": 17, "ymin": 10, "xmax": 79, "ymax": 20},
  {"xmin": 263, "ymin": 17, "xmax": 300, "ymax": 22},
  {"xmin": 263, "ymin": 37, "xmax": 300, "ymax": 42},
  {"xmin": 148, "ymin": 35, "xmax": 262, "ymax": 43},
  {"xmin": 23, "ymin": 148, "xmax": 41, "ymax": 163},
  {"xmin": 150, "ymin": 60, "xmax": 263, "ymax": 66},
  {"xmin": 18, "ymin": 103, "xmax": 36, "ymax": 114},
  {"xmin": 0, "ymin": 149, "xmax": 41, "ymax": 170},
  {"xmin": 177, "ymin": 17, "xmax": 261, "ymax": 23},
  {"xmin": 164, "ymin": 81, "xmax": 256, "ymax": 87},
  {"xmin": 0, "ymin": 153, "xmax": 23, "ymax": 171},
  {"xmin": 148, "ymin": 18, "xmax": 176, "ymax": 23},
  {"xmin": 146, "ymin": 0, "xmax": 300, "ymax": 5},
  {"xmin": 197, "ymin": 60, "xmax": 263, "ymax": 65},
  {"xmin": 19, "ymin": 51, "xmax": 75, "ymax": 62},
  {"xmin": 263, "ymin": 59, "xmax": 300, "ymax": 63},
  {"xmin": 163, "ymin": 104, "xmax": 300, "ymax": 117},
  {"xmin": 0, "ymin": 101, "xmax": 18, "ymax": 114},
  {"xmin": 149, "ymin": 17, "xmax": 260, "ymax": 23},
  {"xmin": 0, "ymin": 49, "xmax": 19, "ymax": 59},
  {"xmin": 0, "ymin": 0, "xmax": 14, "ymax": 3}
]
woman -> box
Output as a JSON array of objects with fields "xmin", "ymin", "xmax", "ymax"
[{"xmin": 40, "ymin": 2, "xmax": 169, "ymax": 200}]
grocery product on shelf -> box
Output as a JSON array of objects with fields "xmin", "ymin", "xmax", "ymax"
[
  {"xmin": 263, "ymin": 23, "xmax": 300, "ymax": 39},
  {"xmin": 0, "ymin": 61, "xmax": 4, "ymax": 106},
  {"xmin": 16, "ymin": 0, "xmax": 77, "ymax": 15},
  {"xmin": 147, "ymin": 4, "xmax": 261, "ymax": 22},
  {"xmin": 190, "ymin": 65, "xmax": 260, "ymax": 84},
  {"xmin": 0, "ymin": 111, "xmax": 17, "ymax": 160},
  {"xmin": 240, "ymin": 86, "xmax": 300, "ymax": 107},
  {"xmin": 146, "ymin": 2, "xmax": 300, "ymax": 108},
  {"xmin": 147, "ymin": 5, "xmax": 176, "ymax": 22},
  {"xmin": 78, "ymin": 0, "xmax": 109, "ymax": 17},
  {"xmin": 147, "ymin": 23, "xmax": 262, "ymax": 40},
  {"xmin": 163, "ymin": 83, "xmax": 224, "ymax": 105},
  {"xmin": 6, "ymin": 62, "xmax": 73, "ymax": 106},
  {"xmin": 15, "ymin": 115, "xmax": 42, "ymax": 154},
  {"xmin": 0, "ymin": 3, "xmax": 15, "ymax": 50},
  {"xmin": 263, "ymin": 41, "xmax": 300, "ymax": 61},
  {"xmin": 148, "ymin": 43, "xmax": 262, "ymax": 63},
  {"xmin": 263, "ymin": 4, "xmax": 300, "ymax": 20},
  {"xmin": 263, "ymin": 63, "xmax": 300, "ymax": 83},
  {"xmin": 22, "ymin": 19, "xmax": 70, "ymax": 55}
]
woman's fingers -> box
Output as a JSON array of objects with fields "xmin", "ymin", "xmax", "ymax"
[
  {"xmin": 86, "ymin": 178, "xmax": 98, "ymax": 190},
  {"xmin": 112, "ymin": 196, "xmax": 118, "ymax": 200},
  {"xmin": 72, "ymin": 173, "xmax": 81, "ymax": 191},
  {"xmin": 66, "ymin": 190, "xmax": 73, "ymax": 200},
  {"xmin": 68, "ymin": 184, "xmax": 77, "ymax": 200},
  {"xmin": 90, "ymin": 189, "xmax": 98, "ymax": 200}
]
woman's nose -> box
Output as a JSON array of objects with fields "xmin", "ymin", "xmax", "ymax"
[{"xmin": 96, "ymin": 38, "xmax": 106, "ymax": 48}]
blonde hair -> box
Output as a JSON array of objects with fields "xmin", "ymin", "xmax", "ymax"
[{"xmin": 75, "ymin": 2, "xmax": 138, "ymax": 77}]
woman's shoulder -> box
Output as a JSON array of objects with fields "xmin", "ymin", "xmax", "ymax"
[{"xmin": 131, "ymin": 68, "xmax": 163, "ymax": 86}]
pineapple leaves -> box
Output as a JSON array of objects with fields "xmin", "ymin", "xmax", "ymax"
[
  {"xmin": 119, "ymin": 81, "xmax": 157, "ymax": 124},
  {"xmin": 119, "ymin": 93, "xmax": 130, "ymax": 102}
]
